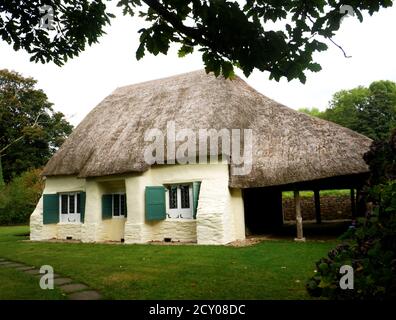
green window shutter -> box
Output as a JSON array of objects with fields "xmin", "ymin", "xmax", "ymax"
[
  {"xmin": 193, "ymin": 181, "xmax": 201, "ymax": 219},
  {"xmin": 80, "ymin": 192, "xmax": 86, "ymax": 223},
  {"xmin": 102, "ymin": 194, "xmax": 113, "ymax": 220},
  {"xmin": 43, "ymin": 194, "xmax": 59, "ymax": 224},
  {"xmin": 145, "ymin": 186, "xmax": 166, "ymax": 221}
]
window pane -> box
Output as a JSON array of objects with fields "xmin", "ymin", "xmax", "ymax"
[
  {"xmin": 120, "ymin": 194, "xmax": 126, "ymax": 216},
  {"xmin": 61, "ymin": 195, "xmax": 68, "ymax": 214},
  {"xmin": 181, "ymin": 185, "xmax": 190, "ymax": 208},
  {"xmin": 169, "ymin": 187, "xmax": 177, "ymax": 209},
  {"xmin": 113, "ymin": 194, "xmax": 120, "ymax": 216},
  {"xmin": 69, "ymin": 194, "xmax": 75, "ymax": 213},
  {"xmin": 77, "ymin": 193, "xmax": 81, "ymax": 213}
]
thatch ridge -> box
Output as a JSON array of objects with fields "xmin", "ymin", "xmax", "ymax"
[{"xmin": 42, "ymin": 70, "xmax": 371, "ymax": 188}]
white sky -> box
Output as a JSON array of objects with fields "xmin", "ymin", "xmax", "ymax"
[{"xmin": 0, "ymin": 4, "xmax": 395, "ymax": 126}]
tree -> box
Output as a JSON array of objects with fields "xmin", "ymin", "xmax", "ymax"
[
  {"xmin": 0, "ymin": 1, "xmax": 393, "ymax": 81},
  {"xmin": 0, "ymin": 69, "xmax": 73, "ymax": 182},
  {"xmin": 323, "ymin": 81, "xmax": 396, "ymax": 140},
  {"xmin": 298, "ymin": 107, "xmax": 324, "ymax": 118},
  {"xmin": 0, "ymin": 168, "xmax": 44, "ymax": 225},
  {"xmin": 0, "ymin": 158, "xmax": 4, "ymax": 187}
]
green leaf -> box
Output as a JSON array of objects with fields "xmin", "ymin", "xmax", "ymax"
[
  {"xmin": 221, "ymin": 61, "xmax": 234, "ymax": 79},
  {"xmin": 136, "ymin": 42, "xmax": 145, "ymax": 60},
  {"xmin": 178, "ymin": 45, "xmax": 194, "ymax": 58},
  {"xmin": 307, "ymin": 63, "xmax": 322, "ymax": 72}
]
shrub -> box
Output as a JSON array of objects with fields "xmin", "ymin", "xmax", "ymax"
[
  {"xmin": 306, "ymin": 130, "xmax": 396, "ymax": 300},
  {"xmin": 306, "ymin": 181, "xmax": 396, "ymax": 300},
  {"xmin": 0, "ymin": 168, "xmax": 44, "ymax": 225}
]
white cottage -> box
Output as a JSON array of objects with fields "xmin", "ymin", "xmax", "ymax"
[{"xmin": 30, "ymin": 70, "xmax": 372, "ymax": 244}]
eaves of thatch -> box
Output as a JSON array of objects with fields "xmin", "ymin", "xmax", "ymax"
[{"xmin": 42, "ymin": 70, "xmax": 372, "ymax": 188}]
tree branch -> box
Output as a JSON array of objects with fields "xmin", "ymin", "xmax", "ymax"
[
  {"xmin": 328, "ymin": 37, "xmax": 351, "ymax": 58},
  {"xmin": 141, "ymin": 0, "xmax": 210, "ymax": 47},
  {"xmin": 0, "ymin": 113, "xmax": 43, "ymax": 156}
]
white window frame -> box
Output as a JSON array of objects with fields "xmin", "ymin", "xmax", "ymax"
[
  {"xmin": 59, "ymin": 192, "xmax": 81, "ymax": 224},
  {"xmin": 166, "ymin": 184, "xmax": 193, "ymax": 220},
  {"xmin": 111, "ymin": 193, "xmax": 127, "ymax": 218}
]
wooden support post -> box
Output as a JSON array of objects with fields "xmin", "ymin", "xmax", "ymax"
[
  {"xmin": 356, "ymin": 188, "xmax": 366, "ymax": 217},
  {"xmin": 350, "ymin": 188, "xmax": 356, "ymax": 219},
  {"xmin": 314, "ymin": 189, "xmax": 321, "ymax": 224},
  {"xmin": 294, "ymin": 190, "xmax": 305, "ymax": 241}
]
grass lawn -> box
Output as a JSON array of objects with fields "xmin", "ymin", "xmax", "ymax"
[
  {"xmin": 0, "ymin": 267, "xmax": 66, "ymax": 300},
  {"xmin": 0, "ymin": 226, "xmax": 337, "ymax": 300}
]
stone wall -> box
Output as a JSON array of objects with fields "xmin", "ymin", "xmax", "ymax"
[{"xmin": 283, "ymin": 195, "xmax": 352, "ymax": 221}]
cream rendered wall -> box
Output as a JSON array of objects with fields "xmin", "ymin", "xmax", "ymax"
[
  {"xmin": 124, "ymin": 163, "xmax": 245, "ymax": 245},
  {"xmin": 80, "ymin": 179, "xmax": 102, "ymax": 242},
  {"xmin": 229, "ymin": 188, "xmax": 246, "ymax": 241},
  {"xmin": 30, "ymin": 176, "xmax": 126, "ymax": 242},
  {"xmin": 99, "ymin": 219, "xmax": 126, "ymax": 241},
  {"xmin": 30, "ymin": 164, "xmax": 246, "ymax": 245},
  {"xmin": 30, "ymin": 176, "xmax": 85, "ymax": 241},
  {"xmin": 82, "ymin": 179, "xmax": 127, "ymax": 242},
  {"xmin": 30, "ymin": 195, "xmax": 57, "ymax": 240},
  {"xmin": 94, "ymin": 179, "xmax": 126, "ymax": 242}
]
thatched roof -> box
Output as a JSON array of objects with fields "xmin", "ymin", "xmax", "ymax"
[{"xmin": 42, "ymin": 70, "xmax": 372, "ymax": 188}]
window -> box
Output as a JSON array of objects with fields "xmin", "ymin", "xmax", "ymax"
[
  {"xmin": 180, "ymin": 185, "xmax": 190, "ymax": 208},
  {"xmin": 112, "ymin": 193, "xmax": 127, "ymax": 217},
  {"xmin": 166, "ymin": 184, "xmax": 193, "ymax": 219},
  {"xmin": 59, "ymin": 193, "xmax": 81, "ymax": 223},
  {"xmin": 169, "ymin": 186, "xmax": 177, "ymax": 209},
  {"xmin": 61, "ymin": 194, "xmax": 68, "ymax": 214}
]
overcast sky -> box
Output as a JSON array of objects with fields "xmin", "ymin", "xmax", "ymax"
[{"xmin": 1, "ymin": 4, "xmax": 395, "ymax": 126}]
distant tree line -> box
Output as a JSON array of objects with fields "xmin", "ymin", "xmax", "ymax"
[{"xmin": 299, "ymin": 80, "xmax": 396, "ymax": 141}]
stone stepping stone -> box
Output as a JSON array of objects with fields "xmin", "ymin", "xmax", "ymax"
[
  {"xmin": 59, "ymin": 283, "xmax": 88, "ymax": 293},
  {"xmin": 8, "ymin": 263, "xmax": 26, "ymax": 268},
  {"xmin": 68, "ymin": 290, "xmax": 102, "ymax": 300},
  {"xmin": 54, "ymin": 277, "xmax": 73, "ymax": 285},
  {"xmin": 34, "ymin": 273, "xmax": 60, "ymax": 278},
  {"xmin": 24, "ymin": 269, "xmax": 41, "ymax": 275},
  {"xmin": 1, "ymin": 260, "xmax": 103, "ymax": 299},
  {"xmin": 15, "ymin": 266, "xmax": 35, "ymax": 271}
]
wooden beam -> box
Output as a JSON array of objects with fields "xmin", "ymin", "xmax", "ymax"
[
  {"xmin": 294, "ymin": 190, "xmax": 305, "ymax": 241},
  {"xmin": 314, "ymin": 189, "xmax": 321, "ymax": 224}
]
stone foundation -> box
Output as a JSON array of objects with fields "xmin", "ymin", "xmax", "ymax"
[{"xmin": 124, "ymin": 220, "xmax": 197, "ymax": 244}]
